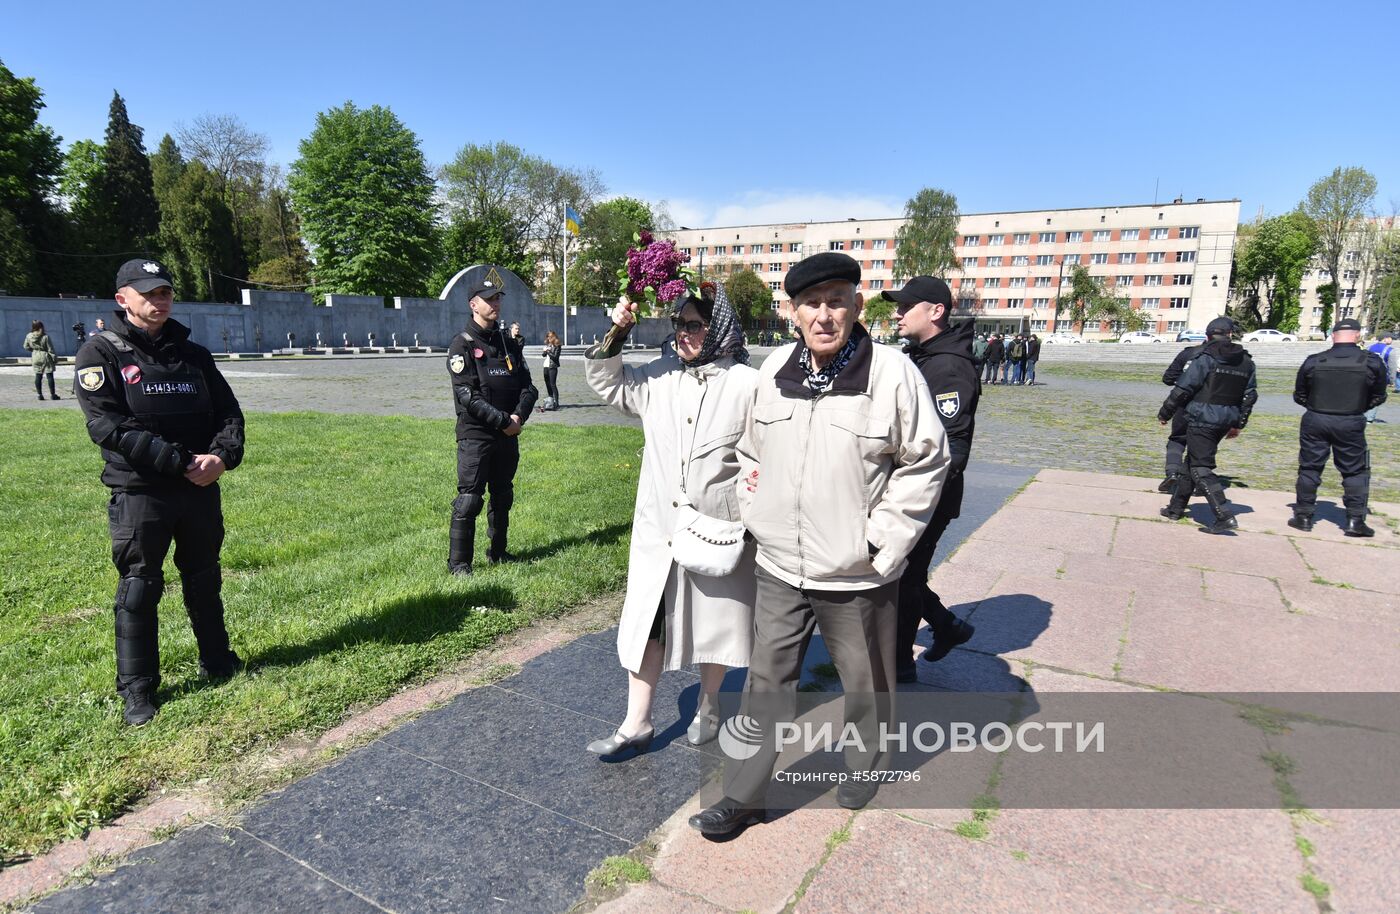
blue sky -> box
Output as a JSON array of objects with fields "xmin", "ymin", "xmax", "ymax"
[{"xmin": 7, "ymin": 0, "xmax": 1397, "ymax": 227}]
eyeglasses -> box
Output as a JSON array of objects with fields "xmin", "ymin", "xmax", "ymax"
[{"xmin": 670, "ymin": 317, "xmax": 708, "ymax": 335}]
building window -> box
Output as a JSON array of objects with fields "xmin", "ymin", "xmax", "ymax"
[
  {"xmin": 1012, "ymin": 255, "xmax": 1029, "ymax": 266},
  {"xmin": 963, "ymin": 256, "xmax": 978, "ymax": 268},
  {"xmin": 1066, "ymin": 231, "xmax": 1084, "ymax": 242},
  {"xmin": 1090, "ymin": 253, "xmax": 1109, "ymax": 264},
  {"xmin": 769, "ymin": 243, "xmax": 782, "ymax": 253},
  {"xmin": 1173, "ymin": 274, "xmax": 1192, "ymax": 285},
  {"xmin": 1179, "ymin": 226, "xmax": 1200, "ymax": 239},
  {"xmin": 1170, "ymin": 297, "xmax": 1190, "ymax": 308},
  {"xmin": 769, "ymin": 281, "xmax": 781, "ymax": 290},
  {"xmin": 1150, "ymin": 228, "xmax": 1169, "ymax": 240},
  {"xmin": 769, "ymin": 263, "xmax": 782, "ymax": 272},
  {"xmin": 746, "ymin": 244, "xmax": 757, "ymax": 254},
  {"xmin": 1063, "ymin": 254, "xmax": 1081, "ymax": 265},
  {"xmin": 1118, "ymin": 252, "xmax": 1136, "ymax": 264},
  {"xmin": 1117, "ymin": 274, "xmax": 1134, "ymax": 287},
  {"xmin": 989, "ymin": 233, "xmax": 1004, "ymax": 245},
  {"xmin": 960, "ymin": 277, "xmax": 976, "ymax": 287},
  {"xmin": 1009, "ymin": 277, "xmax": 1026, "ymax": 288},
  {"xmin": 1167, "ymin": 321, "xmax": 1186, "ymax": 332},
  {"xmin": 789, "ymin": 242, "xmax": 802, "ymax": 253},
  {"xmin": 985, "ymin": 278, "xmax": 1002, "ymax": 288},
  {"xmin": 964, "ymin": 235, "xmax": 980, "ymax": 246},
  {"xmin": 1038, "ymin": 231, "xmax": 1056, "ymax": 243},
  {"xmin": 1032, "ymin": 298, "xmax": 1050, "ymax": 308},
  {"xmin": 1014, "ymin": 232, "xmax": 1030, "ymax": 244},
  {"xmin": 870, "ymin": 279, "xmax": 884, "ymax": 290},
  {"xmin": 1144, "ymin": 275, "xmax": 1163, "ymax": 286},
  {"xmin": 680, "ymin": 247, "xmax": 691, "ymax": 256},
  {"xmin": 1034, "ymin": 276, "xmax": 1052, "ymax": 287},
  {"xmin": 1147, "ymin": 251, "xmax": 1166, "ymax": 263},
  {"xmin": 1121, "ymin": 228, "xmax": 1140, "ymax": 241},
  {"xmin": 1142, "ymin": 297, "xmax": 1160, "ymax": 309},
  {"xmin": 1006, "ymin": 298, "xmax": 1024, "ymax": 308},
  {"xmin": 984, "ymin": 298, "xmax": 1000, "ymax": 307},
  {"xmin": 697, "ymin": 246, "xmax": 708, "ymax": 255},
  {"xmin": 986, "ymin": 256, "xmax": 1003, "ymax": 267},
  {"xmin": 871, "ymin": 260, "xmax": 886, "ymax": 269},
  {"xmin": 1093, "ymin": 229, "xmax": 1111, "ymax": 241},
  {"xmin": 714, "ymin": 245, "xmax": 727, "ymax": 255},
  {"xmin": 1031, "ymin": 319, "xmax": 1049, "ymax": 331},
  {"xmin": 1343, "ymin": 269, "xmax": 1359, "ymax": 280},
  {"xmin": 849, "ymin": 240, "xmax": 863, "ymax": 250},
  {"xmin": 1175, "ymin": 250, "xmax": 1196, "ymax": 263},
  {"xmin": 873, "ymin": 239, "xmax": 888, "ymax": 250},
  {"xmin": 1035, "ymin": 254, "xmax": 1054, "ymax": 266},
  {"xmin": 828, "ymin": 241, "xmax": 845, "ymax": 251},
  {"xmin": 958, "ymin": 297, "xmax": 977, "ymax": 309}
]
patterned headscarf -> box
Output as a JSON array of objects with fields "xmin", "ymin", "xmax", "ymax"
[{"xmin": 676, "ymin": 282, "xmax": 750, "ymax": 368}]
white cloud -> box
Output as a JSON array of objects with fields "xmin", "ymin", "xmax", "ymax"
[{"xmin": 653, "ymin": 191, "xmax": 904, "ymax": 229}]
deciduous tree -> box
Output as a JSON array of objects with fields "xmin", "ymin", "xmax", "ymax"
[
  {"xmin": 1303, "ymin": 166, "xmax": 1377, "ymax": 322},
  {"xmin": 0, "ymin": 58, "xmax": 64, "ymax": 293},
  {"xmin": 1229, "ymin": 210, "xmax": 1318, "ymax": 333},
  {"xmin": 893, "ymin": 187, "xmax": 959, "ymax": 282},
  {"xmin": 724, "ymin": 269, "xmax": 773, "ymax": 329},
  {"xmin": 1056, "ymin": 266, "xmax": 1142, "ymax": 333}
]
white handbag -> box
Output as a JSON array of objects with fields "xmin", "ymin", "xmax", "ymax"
[{"xmin": 672, "ymin": 500, "xmax": 746, "ymax": 577}]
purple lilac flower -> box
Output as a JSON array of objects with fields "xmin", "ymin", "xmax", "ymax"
[
  {"xmin": 657, "ymin": 279, "xmax": 687, "ymax": 303},
  {"xmin": 638, "ymin": 229, "xmax": 655, "ymax": 246}
]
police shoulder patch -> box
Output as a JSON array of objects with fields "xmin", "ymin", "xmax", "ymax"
[
  {"xmin": 935, "ymin": 390, "xmax": 961, "ymax": 419},
  {"xmin": 78, "ymin": 366, "xmax": 106, "ymax": 391},
  {"xmin": 449, "ymin": 353, "xmax": 466, "ymax": 374}
]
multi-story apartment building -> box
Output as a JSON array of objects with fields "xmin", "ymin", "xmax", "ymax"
[
  {"xmin": 1290, "ymin": 216, "xmax": 1397, "ymax": 338},
  {"xmin": 664, "ymin": 198, "xmax": 1241, "ymax": 339}
]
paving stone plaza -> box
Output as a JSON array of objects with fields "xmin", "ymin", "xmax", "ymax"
[{"xmin": 3, "ymin": 350, "xmax": 1397, "ymax": 913}]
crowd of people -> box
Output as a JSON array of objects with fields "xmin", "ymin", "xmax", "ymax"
[{"xmin": 973, "ymin": 331, "xmax": 1040, "ymax": 385}]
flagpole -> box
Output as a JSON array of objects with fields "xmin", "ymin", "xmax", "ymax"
[{"xmin": 562, "ymin": 205, "xmax": 570, "ymax": 347}]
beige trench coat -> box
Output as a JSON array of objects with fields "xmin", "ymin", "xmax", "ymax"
[{"xmin": 586, "ymin": 352, "xmax": 758, "ymax": 673}]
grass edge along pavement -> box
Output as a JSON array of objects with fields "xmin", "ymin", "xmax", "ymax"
[{"xmin": 0, "ymin": 408, "xmax": 643, "ymax": 862}]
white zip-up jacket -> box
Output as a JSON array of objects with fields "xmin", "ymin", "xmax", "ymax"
[{"xmin": 736, "ymin": 326, "xmax": 949, "ymax": 590}]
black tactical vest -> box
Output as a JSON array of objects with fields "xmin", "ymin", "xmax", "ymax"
[
  {"xmin": 462, "ymin": 331, "xmax": 524, "ymax": 416},
  {"xmin": 1307, "ymin": 346, "xmax": 1371, "ymax": 415},
  {"xmin": 1199, "ymin": 355, "xmax": 1253, "ymax": 406},
  {"xmin": 98, "ymin": 330, "xmax": 215, "ymax": 448}
]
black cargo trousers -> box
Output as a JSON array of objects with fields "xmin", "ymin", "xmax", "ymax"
[
  {"xmin": 108, "ymin": 483, "xmax": 234, "ymax": 695},
  {"xmin": 450, "ymin": 432, "xmax": 521, "ymax": 570}
]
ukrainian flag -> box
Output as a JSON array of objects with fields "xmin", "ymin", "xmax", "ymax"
[{"xmin": 565, "ymin": 206, "xmax": 581, "ymax": 237}]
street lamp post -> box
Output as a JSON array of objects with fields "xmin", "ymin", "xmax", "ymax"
[{"xmin": 1051, "ymin": 257, "xmax": 1068, "ymax": 332}]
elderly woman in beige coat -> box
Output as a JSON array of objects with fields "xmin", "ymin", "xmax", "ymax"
[{"xmin": 584, "ymin": 284, "xmax": 758, "ymax": 756}]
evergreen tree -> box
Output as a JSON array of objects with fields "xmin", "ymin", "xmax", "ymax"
[{"xmin": 95, "ymin": 92, "xmax": 160, "ymax": 255}]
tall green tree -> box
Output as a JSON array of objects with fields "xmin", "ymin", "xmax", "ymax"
[
  {"xmin": 95, "ymin": 92, "xmax": 160, "ymax": 255},
  {"xmin": 430, "ymin": 204, "xmax": 537, "ymax": 296},
  {"xmin": 724, "ymin": 269, "xmax": 774, "ymax": 329},
  {"xmin": 1229, "ymin": 210, "xmax": 1318, "ymax": 333},
  {"xmin": 54, "ymin": 139, "xmax": 111, "ymax": 295},
  {"xmin": 439, "ymin": 141, "xmax": 604, "ymax": 281},
  {"xmin": 1056, "ymin": 265, "xmax": 1142, "ymax": 333},
  {"xmin": 0, "ymin": 58, "xmax": 64, "ymax": 293},
  {"xmin": 1367, "ymin": 232, "xmax": 1400, "ymax": 332},
  {"xmin": 248, "ymin": 165, "xmax": 312, "ymax": 290},
  {"xmin": 289, "ymin": 102, "xmax": 439, "ymax": 298},
  {"xmin": 1302, "ymin": 166, "xmax": 1377, "ymax": 320},
  {"xmin": 162, "ymin": 161, "xmax": 242, "ymax": 301},
  {"xmin": 893, "ymin": 187, "xmax": 960, "ymax": 282}
]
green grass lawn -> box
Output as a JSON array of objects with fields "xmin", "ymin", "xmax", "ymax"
[{"xmin": 0, "ymin": 410, "xmax": 642, "ymax": 861}]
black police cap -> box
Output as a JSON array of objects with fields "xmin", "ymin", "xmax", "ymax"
[
  {"xmin": 784, "ymin": 252, "xmax": 861, "ymax": 298},
  {"xmin": 115, "ymin": 259, "xmax": 174, "ymax": 294},
  {"xmin": 881, "ymin": 276, "xmax": 952, "ymax": 308},
  {"xmin": 471, "ymin": 279, "xmax": 505, "ymax": 300},
  {"xmin": 1332, "ymin": 318, "xmax": 1361, "ymax": 332},
  {"xmin": 1205, "ymin": 317, "xmax": 1237, "ymax": 336}
]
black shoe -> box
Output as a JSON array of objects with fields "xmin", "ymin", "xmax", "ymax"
[
  {"xmin": 688, "ymin": 800, "xmax": 764, "ymax": 836},
  {"xmin": 122, "ymin": 688, "xmax": 158, "ymax": 726},
  {"xmin": 921, "ymin": 620, "xmax": 975, "ymax": 664},
  {"xmin": 49, "ymin": 393, "xmax": 60, "ymax": 400},
  {"xmin": 1157, "ymin": 475, "xmax": 1181, "ymax": 494},
  {"xmin": 1287, "ymin": 514, "xmax": 1314, "ymax": 532},
  {"xmin": 837, "ymin": 777, "xmax": 879, "ymax": 810},
  {"xmin": 1160, "ymin": 506, "xmax": 1186, "ymax": 521},
  {"xmin": 1204, "ymin": 515, "xmax": 1238, "ymax": 535},
  {"xmin": 1344, "ymin": 517, "xmax": 1375, "ymax": 538},
  {"xmin": 449, "ymin": 564, "xmax": 473, "ymax": 576},
  {"xmin": 487, "ymin": 551, "xmax": 517, "ymax": 565},
  {"xmin": 896, "ymin": 664, "xmax": 918, "ymax": 684},
  {"xmin": 198, "ymin": 651, "xmax": 244, "ymax": 681}
]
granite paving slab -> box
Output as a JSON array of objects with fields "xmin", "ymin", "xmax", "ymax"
[
  {"xmin": 1111, "ymin": 516, "xmax": 1315, "ymax": 580},
  {"xmin": 1277, "ymin": 578, "xmax": 1400, "ymax": 629},
  {"xmin": 964, "ymin": 574, "xmax": 1133, "ymax": 678},
  {"xmin": 1032, "ymin": 468, "xmax": 1161, "ymax": 492},
  {"xmin": 1011, "ymin": 480, "xmax": 1171, "ymax": 520},
  {"xmin": 1299, "ymin": 809, "xmax": 1400, "ymax": 914},
  {"xmin": 969, "ymin": 504, "xmax": 1118, "ymax": 555},
  {"xmin": 1292, "ymin": 538, "xmax": 1400, "ymax": 593}
]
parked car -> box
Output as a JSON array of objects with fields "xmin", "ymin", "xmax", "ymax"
[
  {"xmin": 1118, "ymin": 331, "xmax": 1168, "ymax": 344},
  {"xmin": 1242, "ymin": 328, "xmax": 1298, "ymax": 343},
  {"xmin": 1176, "ymin": 329, "xmax": 1207, "ymax": 343},
  {"xmin": 1042, "ymin": 332, "xmax": 1085, "ymax": 345}
]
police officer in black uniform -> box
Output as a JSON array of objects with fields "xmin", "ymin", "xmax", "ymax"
[
  {"xmin": 1288, "ymin": 318, "xmax": 1389, "ymax": 537},
  {"xmin": 1157, "ymin": 316, "xmax": 1257, "ymax": 534},
  {"xmin": 1158, "ymin": 333, "xmax": 1209, "ymax": 493},
  {"xmin": 74, "ymin": 259, "xmax": 245, "ymax": 726},
  {"xmin": 447, "ymin": 277, "xmax": 538, "ymax": 574},
  {"xmin": 883, "ymin": 276, "xmax": 979, "ymax": 681}
]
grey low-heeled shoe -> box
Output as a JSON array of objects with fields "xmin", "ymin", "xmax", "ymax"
[
  {"xmin": 686, "ymin": 712, "xmax": 721, "ymax": 746},
  {"xmin": 586, "ymin": 726, "xmax": 654, "ymax": 756}
]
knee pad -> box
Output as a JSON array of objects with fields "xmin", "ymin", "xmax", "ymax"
[
  {"xmin": 181, "ymin": 564, "xmax": 223, "ymax": 609},
  {"xmin": 115, "ymin": 575, "xmax": 163, "ymax": 676},
  {"xmin": 452, "ymin": 493, "xmax": 484, "ymax": 520},
  {"xmin": 116, "ymin": 575, "xmax": 163, "ymax": 616}
]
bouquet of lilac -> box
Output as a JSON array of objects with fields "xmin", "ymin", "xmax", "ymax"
[{"xmin": 617, "ymin": 229, "xmax": 698, "ymax": 315}]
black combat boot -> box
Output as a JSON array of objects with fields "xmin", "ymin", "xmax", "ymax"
[
  {"xmin": 1161, "ymin": 474, "xmax": 1192, "ymax": 520},
  {"xmin": 1287, "ymin": 512, "xmax": 1314, "ymax": 532},
  {"xmin": 1157, "ymin": 474, "xmax": 1182, "ymax": 494},
  {"xmin": 1344, "ymin": 516, "xmax": 1375, "ymax": 538},
  {"xmin": 1201, "ymin": 483, "xmax": 1238, "ymax": 535},
  {"xmin": 121, "ymin": 682, "xmax": 158, "ymax": 726}
]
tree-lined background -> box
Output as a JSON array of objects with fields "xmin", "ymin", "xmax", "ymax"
[{"xmin": 1, "ymin": 58, "xmax": 1395, "ymax": 334}]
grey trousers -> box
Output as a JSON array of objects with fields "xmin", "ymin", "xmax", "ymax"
[{"xmin": 725, "ymin": 566, "xmax": 898, "ymax": 806}]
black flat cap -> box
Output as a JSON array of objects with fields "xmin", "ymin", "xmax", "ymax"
[
  {"xmin": 1205, "ymin": 316, "xmax": 1237, "ymax": 336},
  {"xmin": 784, "ymin": 252, "xmax": 861, "ymax": 298},
  {"xmin": 115, "ymin": 258, "xmax": 174, "ymax": 293},
  {"xmin": 1332, "ymin": 318, "xmax": 1361, "ymax": 332},
  {"xmin": 471, "ymin": 278, "xmax": 505, "ymax": 300},
  {"xmin": 881, "ymin": 276, "xmax": 952, "ymax": 307}
]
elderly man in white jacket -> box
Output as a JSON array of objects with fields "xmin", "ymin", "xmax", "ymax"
[{"xmin": 690, "ymin": 252, "xmax": 950, "ymax": 836}]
